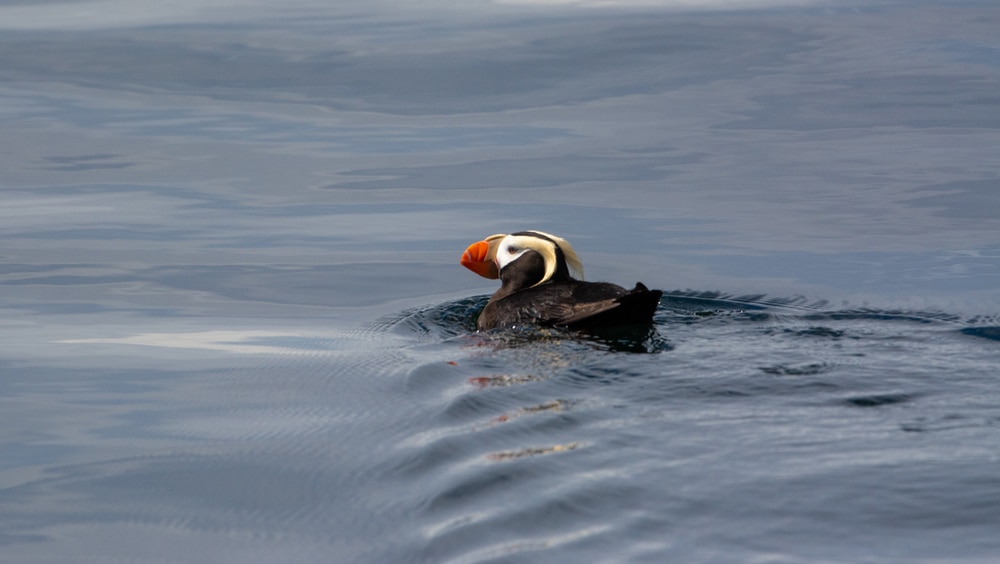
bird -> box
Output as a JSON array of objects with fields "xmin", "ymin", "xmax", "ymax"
[{"xmin": 460, "ymin": 230, "xmax": 662, "ymax": 331}]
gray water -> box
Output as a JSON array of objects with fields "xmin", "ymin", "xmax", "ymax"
[{"xmin": 2, "ymin": 0, "xmax": 1000, "ymax": 562}]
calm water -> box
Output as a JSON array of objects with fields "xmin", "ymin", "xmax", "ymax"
[{"xmin": 2, "ymin": 0, "xmax": 1000, "ymax": 562}]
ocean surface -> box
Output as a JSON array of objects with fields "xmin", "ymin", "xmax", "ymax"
[{"xmin": 2, "ymin": 0, "xmax": 999, "ymax": 562}]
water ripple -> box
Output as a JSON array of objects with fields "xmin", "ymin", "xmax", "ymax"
[{"xmin": 373, "ymin": 292, "xmax": 1000, "ymax": 561}]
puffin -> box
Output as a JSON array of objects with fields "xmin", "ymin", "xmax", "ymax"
[{"xmin": 460, "ymin": 230, "xmax": 662, "ymax": 331}]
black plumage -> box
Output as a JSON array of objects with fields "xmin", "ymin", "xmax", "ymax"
[{"xmin": 475, "ymin": 235, "xmax": 662, "ymax": 331}]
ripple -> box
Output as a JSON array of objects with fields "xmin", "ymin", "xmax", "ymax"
[
  {"xmin": 843, "ymin": 393, "xmax": 916, "ymax": 408},
  {"xmin": 380, "ymin": 296, "xmax": 486, "ymax": 340},
  {"xmin": 375, "ymin": 291, "xmax": 1000, "ymax": 562},
  {"xmin": 759, "ymin": 362, "xmax": 835, "ymax": 376},
  {"xmin": 787, "ymin": 326, "xmax": 848, "ymax": 339},
  {"xmin": 960, "ymin": 326, "xmax": 1000, "ymax": 342},
  {"xmin": 901, "ymin": 414, "xmax": 1000, "ymax": 433}
]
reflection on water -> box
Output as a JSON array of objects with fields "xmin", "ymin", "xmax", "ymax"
[
  {"xmin": 394, "ymin": 296, "xmax": 1000, "ymax": 562},
  {"xmin": 2, "ymin": 0, "xmax": 1000, "ymax": 562},
  {"xmin": 59, "ymin": 330, "xmax": 344, "ymax": 355}
]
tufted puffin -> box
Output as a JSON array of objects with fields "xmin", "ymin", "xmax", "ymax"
[{"xmin": 460, "ymin": 230, "xmax": 662, "ymax": 331}]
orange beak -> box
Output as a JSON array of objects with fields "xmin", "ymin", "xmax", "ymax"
[{"xmin": 460, "ymin": 239, "xmax": 500, "ymax": 279}]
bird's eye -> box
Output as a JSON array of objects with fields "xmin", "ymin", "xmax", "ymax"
[{"xmin": 507, "ymin": 246, "xmax": 517, "ymax": 254}]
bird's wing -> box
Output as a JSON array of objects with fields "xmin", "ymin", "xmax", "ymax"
[{"xmin": 550, "ymin": 298, "xmax": 621, "ymax": 326}]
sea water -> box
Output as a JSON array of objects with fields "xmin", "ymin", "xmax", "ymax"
[{"xmin": 2, "ymin": 0, "xmax": 999, "ymax": 562}]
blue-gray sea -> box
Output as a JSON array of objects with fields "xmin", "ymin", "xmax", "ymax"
[{"xmin": 2, "ymin": 0, "xmax": 999, "ymax": 562}]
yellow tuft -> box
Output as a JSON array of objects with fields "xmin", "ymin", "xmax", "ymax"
[
  {"xmin": 523, "ymin": 230, "xmax": 585, "ymax": 282},
  {"xmin": 505, "ymin": 231, "xmax": 585, "ymax": 287}
]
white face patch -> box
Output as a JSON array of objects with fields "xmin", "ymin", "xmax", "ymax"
[{"xmin": 495, "ymin": 236, "xmax": 532, "ymax": 271}]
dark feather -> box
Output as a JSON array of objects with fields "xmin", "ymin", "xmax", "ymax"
[
  {"xmin": 476, "ymin": 239, "xmax": 661, "ymax": 331},
  {"xmin": 478, "ymin": 280, "xmax": 661, "ymax": 330}
]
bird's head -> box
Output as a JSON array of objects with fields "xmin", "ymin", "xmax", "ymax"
[{"xmin": 460, "ymin": 230, "xmax": 584, "ymax": 287}]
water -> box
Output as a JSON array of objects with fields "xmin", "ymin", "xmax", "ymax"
[{"xmin": 2, "ymin": 0, "xmax": 999, "ymax": 562}]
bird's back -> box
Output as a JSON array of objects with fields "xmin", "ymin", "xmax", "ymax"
[{"xmin": 478, "ymin": 280, "xmax": 661, "ymax": 330}]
